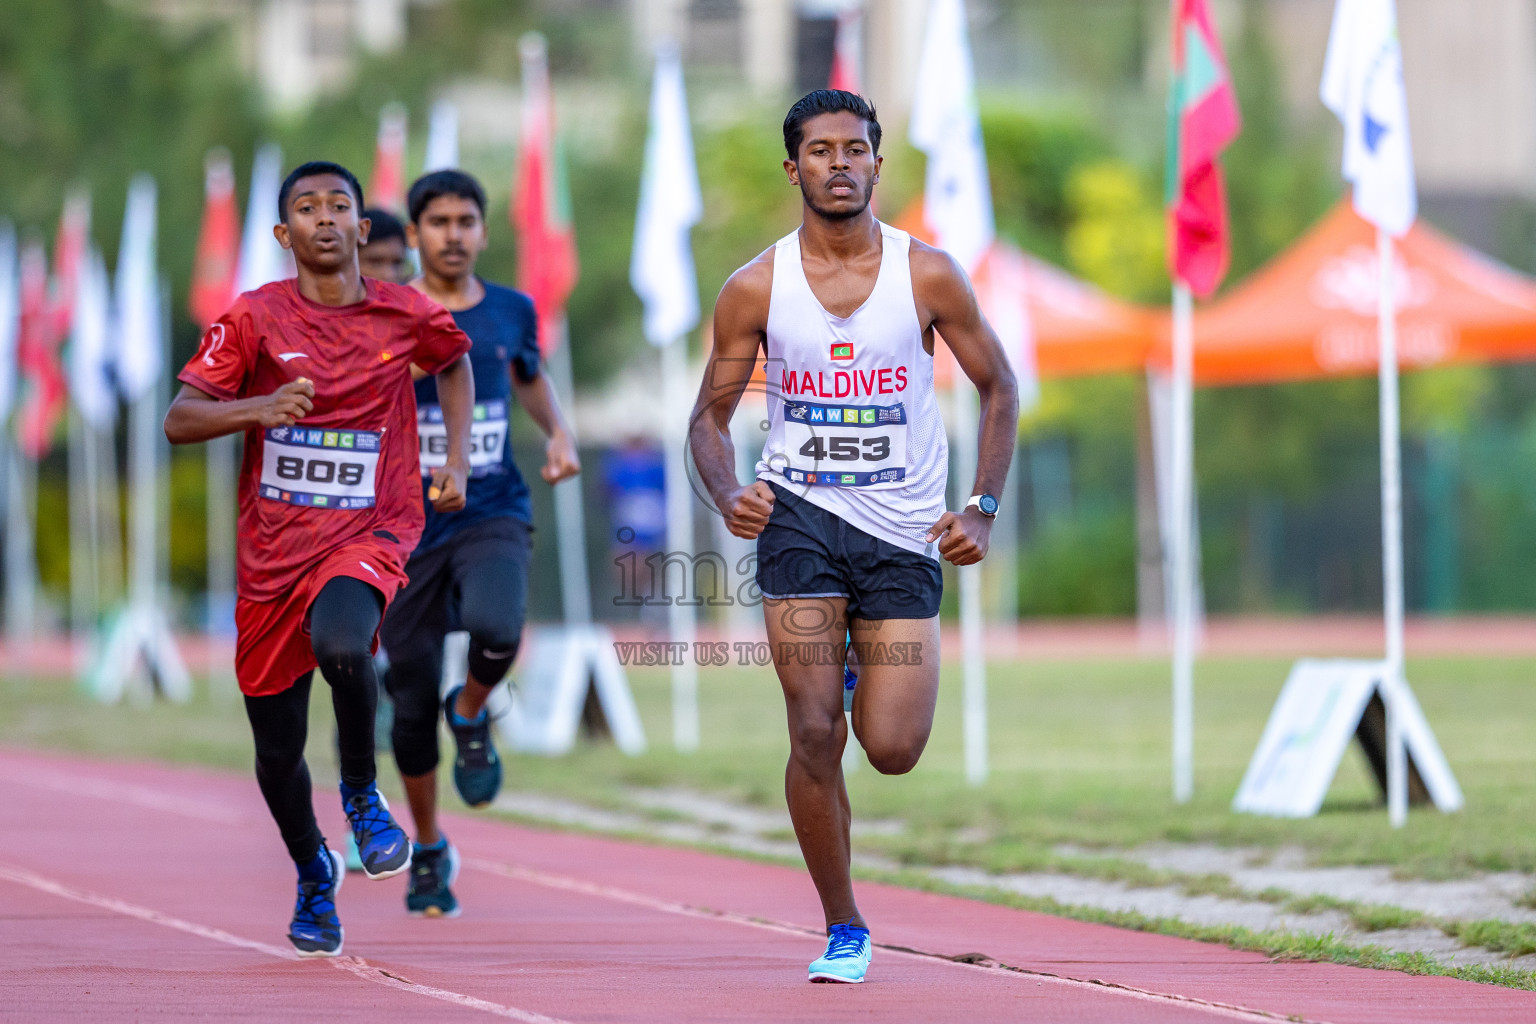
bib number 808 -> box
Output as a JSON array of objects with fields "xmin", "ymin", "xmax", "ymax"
[
  {"xmin": 798, "ymin": 435, "xmax": 890, "ymax": 462},
  {"xmin": 274, "ymin": 455, "xmax": 366, "ymax": 486}
]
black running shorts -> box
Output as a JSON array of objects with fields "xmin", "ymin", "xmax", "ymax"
[
  {"xmin": 379, "ymin": 516, "xmax": 532, "ymax": 663},
  {"xmin": 754, "ymin": 482, "xmax": 942, "ymax": 620}
]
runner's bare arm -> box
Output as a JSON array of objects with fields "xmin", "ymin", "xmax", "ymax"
[
  {"xmin": 163, "ymin": 380, "xmax": 315, "ymax": 445},
  {"xmin": 689, "ymin": 254, "xmax": 777, "ymax": 540},
  {"xmin": 427, "ymin": 354, "xmax": 474, "ymax": 512},
  {"xmin": 512, "ymin": 370, "xmax": 580, "ymax": 484},
  {"xmin": 911, "ymin": 242, "xmax": 1019, "ymax": 566}
]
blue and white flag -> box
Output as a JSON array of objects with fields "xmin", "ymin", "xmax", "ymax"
[
  {"xmin": 909, "ymin": 0, "xmax": 994, "ymax": 274},
  {"xmin": 70, "ymin": 247, "xmax": 115, "ymax": 429},
  {"xmin": 1321, "ymin": 0, "xmax": 1416, "ymax": 236},
  {"xmin": 630, "ymin": 46, "xmax": 702, "ymax": 347},
  {"xmin": 237, "ymin": 143, "xmax": 293, "ymax": 293},
  {"xmin": 114, "ymin": 175, "xmax": 161, "ymax": 403},
  {"xmin": 424, "ymin": 99, "xmax": 460, "ymax": 173}
]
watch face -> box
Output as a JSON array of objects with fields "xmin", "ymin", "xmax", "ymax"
[{"xmin": 979, "ymin": 494, "xmax": 999, "ymax": 516}]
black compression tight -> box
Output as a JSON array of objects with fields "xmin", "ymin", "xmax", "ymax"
[
  {"xmin": 386, "ymin": 553, "xmax": 525, "ymax": 778},
  {"xmin": 244, "ymin": 576, "xmax": 384, "ymax": 863}
]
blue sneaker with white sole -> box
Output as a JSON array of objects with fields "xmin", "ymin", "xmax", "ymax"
[
  {"xmin": 288, "ymin": 846, "xmax": 345, "ymax": 957},
  {"xmin": 808, "ymin": 923, "xmax": 871, "ymax": 983},
  {"xmin": 445, "ymin": 685, "xmax": 502, "ymax": 808},
  {"xmin": 342, "ymin": 785, "xmax": 412, "ymax": 879}
]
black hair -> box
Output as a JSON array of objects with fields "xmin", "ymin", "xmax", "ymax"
[
  {"xmin": 408, "ymin": 169, "xmax": 486, "ymax": 224},
  {"xmin": 782, "ymin": 90, "xmax": 881, "ymax": 161},
  {"xmin": 278, "ymin": 161, "xmax": 364, "ymax": 222},
  {"xmin": 362, "ymin": 207, "xmax": 406, "ymax": 245}
]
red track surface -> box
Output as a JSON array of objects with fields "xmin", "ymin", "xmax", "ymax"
[{"xmin": 0, "ymin": 747, "xmax": 1531, "ymax": 1023}]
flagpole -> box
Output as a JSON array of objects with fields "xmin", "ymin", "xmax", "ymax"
[
  {"xmin": 68, "ymin": 407, "xmax": 94, "ymax": 649},
  {"xmin": 953, "ymin": 377, "xmax": 987, "ymax": 784},
  {"xmin": 547, "ymin": 316, "xmax": 592, "ymax": 625},
  {"xmin": 4, "ymin": 437, "xmax": 35, "ymax": 659},
  {"xmin": 1377, "ymin": 227, "xmax": 1408, "ymax": 828},
  {"xmin": 206, "ymin": 434, "xmax": 238, "ymax": 698},
  {"xmin": 662, "ymin": 333, "xmax": 699, "ymax": 752},
  {"xmin": 1170, "ymin": 281, "xmax": 1196, "ymax": 804},
  {"xmin": 95, "ymin": 421, "xmax": 122, "ymax": 622}
]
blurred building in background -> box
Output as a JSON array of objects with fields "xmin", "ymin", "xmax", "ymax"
[{"xmin": 140, "ymin": 0, "xmax": 424, "ymax": 112}]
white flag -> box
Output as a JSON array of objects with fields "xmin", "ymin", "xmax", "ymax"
[
  {"xmin": 237, "ymin": 143, "xmax": 294, "ymax": 294},
  {"xmin": 1321, "ymin": 0, "xmax": 1416, "ymax": 236},
  {"xmin": 70, "ymin": 248, "xmax": 115, "ymax": 429},
  {"xmin": 424, "ymin": 99, "xmax": 460, "ymax": 172},
  {"xmin": 114, "ymin": 176, "xmax": 162, "ymax": 402},
  {"xmin": 630, "ymin": 46, "xmax": 703, "ymax": 347},
  {"xmin": 0, "ymin": 222, "xmax": 17, "ymax": 425},
  {"xmin": 909, "ymin": 0, "xmax": 994, "ymax": 274}
]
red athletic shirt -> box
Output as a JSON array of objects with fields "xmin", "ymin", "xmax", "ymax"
[{"xmin": 178, "ymin": 278, "xmax": 472, "ymax": 601}]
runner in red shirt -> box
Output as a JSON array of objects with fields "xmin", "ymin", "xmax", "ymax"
[{"xmin": 165, "ymin": 161, "xmax": 475, "ymax": 958}]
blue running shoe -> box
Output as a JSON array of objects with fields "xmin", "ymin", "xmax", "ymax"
[
  {"xmin": 342, "ymin": 786, "xmax": 412, "ymax": 880},
  {"xmin": 843, "ymin": 662, "xmax": 858, "ymax": 713},
  {"xmin": 406, "ymin": 837, "xmax": 461, "ymax": 918},
  {"xmin": 808, "ymin": 924, "xmax": 871, "ymax": 983},
  {"xmin": 288, "ymin": 846, "xmax": 345, "ymax": 957},
  {"xmin": 445, "ymin": 685, "xmax": 502, "ymax": 808}
]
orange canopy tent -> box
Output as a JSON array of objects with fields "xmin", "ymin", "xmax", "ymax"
[
  {"xmin": 892, "ymin": 202, "xmax": 1157, "ymax": 382},
  {"xmin": 1161, "ymin": 201, "xmax": 1536, "ymax": 386}
]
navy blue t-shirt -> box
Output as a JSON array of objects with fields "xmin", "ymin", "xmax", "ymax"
[{"xmin": 413, "ymin": 280, "xmax": 541, "ymax": 553}]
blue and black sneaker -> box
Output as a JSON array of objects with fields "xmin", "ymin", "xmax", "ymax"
[
  {"xmin": 288, "ymin": 845, "xmax": 345, "ymax": 957},
  {"xmin": 342, "ymin": 784, "xmax": 412, "ymax": 880},
  {"xmin": 808, "ymin": 923, "xmax": 872, "ymax": 983},
  {"xmin": 406, "ymin": 836, "xmax": 462, "ymax": 918},
  {"xmin": 843, "ymin": 662, "xmax": 858, "ymax": 713},
  {"xmin": 445, "ymin": 685, "xmax": 502, "ymax": 808}
]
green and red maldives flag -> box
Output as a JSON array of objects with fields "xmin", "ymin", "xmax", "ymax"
[
  {"xmin": 514, "ymin": 33, "xmax": 579, "ymax": 355},
  {"xmin": 1165, "ymin": 0, "xmax": 1241, "ymax": 297}
]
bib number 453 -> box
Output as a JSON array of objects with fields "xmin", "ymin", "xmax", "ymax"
[{"xmin": 798, "ymin": 434, "xmax": 890, "ymax": 462}]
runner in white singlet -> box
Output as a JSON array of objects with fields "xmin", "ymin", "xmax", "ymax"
[{"xmin": 690, "ymin": 91, "xmax": 1019, "ymax": 984}]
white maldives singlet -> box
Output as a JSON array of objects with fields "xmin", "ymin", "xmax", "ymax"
[{"xmin": 756, "ymin": 222, "xmax": 947, "ymax": 557}]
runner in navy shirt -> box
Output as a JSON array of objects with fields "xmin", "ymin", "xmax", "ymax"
[
  {"xmin": 412, "ymin": 280, "xmax": 541, "ymax": 551},
  {"xmin": 378, "ymin": 170, "xmax": 580, "ymax": 917}
]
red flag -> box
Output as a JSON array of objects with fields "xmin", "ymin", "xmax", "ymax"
[
  {"xmin": 46, "ymin": 191, "xmax": 89, "ymax": 348},
  {"xmin": 1165, "ymin": 0, "xmax": 1240, "ymax": 297},
  {"xmin": 369, "ymin": 105, "xmax": 408, "ymax": 214},
  {"xmin": 16, "ymin": 238, "xmax": 65, "ymax": 457},
  {"xmin": 189, "ymin": 150, "xmax": 240, "ymax": 329},
  {"xmin": 513, "ymin": 34, "xmax": 579, "ymax": 355},
  {"xmin": 829, "ymin": 8, "xmax": 864, "ymax": 93}
]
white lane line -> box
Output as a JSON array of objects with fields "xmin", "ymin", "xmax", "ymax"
[
  {"xmin": 465, "ymin": 857, "xmax": 1333, "ymax": 1024},
  {"xmin": 0, "ymin": 862, "xmax": 571, "ymax": 1024},
  {"xmin": 327, "ymin": 957, "xmax": 570, "ymax": 1023},
  {"xmin": 3, "ymin": 764, "xmax": 248, "ymax": 825}
]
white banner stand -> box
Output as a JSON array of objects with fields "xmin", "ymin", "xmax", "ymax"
[
  {"xmin": 1233, "ymin": 658, "xmax": 1462, "ymax": 818},
  {"xmin": 457, "ymin": 625, "xmax": 646, "ymax": 757},
  {"xmin": 88, "ymin": 385, "xmax": 190, "ymax": 704}
]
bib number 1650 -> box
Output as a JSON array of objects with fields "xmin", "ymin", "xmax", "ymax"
[
  {"xmin": 798, "ymin": 435, "xmax": 890, "ymax": 462},
  {"xmin": 274, "ymin": 454, "xmax": 367, "ymax": 486}
]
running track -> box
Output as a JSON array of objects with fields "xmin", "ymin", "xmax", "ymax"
[{"xmin": 0, "ymin": 748, "xmax": 1530, "ymax": 1023}]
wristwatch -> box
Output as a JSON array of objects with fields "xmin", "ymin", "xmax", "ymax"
[{"xmin": 966, "ymin": 494, "xmax": 999, "ymax": 518}]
